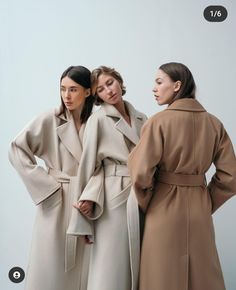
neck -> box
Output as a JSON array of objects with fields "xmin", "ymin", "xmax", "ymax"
[
  {"xmin": 70, "ymin": 102, "xmax": 85, "ymax": 125},
  {"xmin": 114, "ymin": 100, "xmax": 131, "ymax": 126},
  {"xmin": 114, "ymin": 100, "xmax": 129, "ymax": 118}
]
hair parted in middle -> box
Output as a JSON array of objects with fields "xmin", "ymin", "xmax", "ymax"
[
  {"xmin": 91, "ymin": 66, "xmax": 126, "ymax": 105},
  {"xmin": 60, "ymin": 65, "xmax": 94, "ymax": 123}
]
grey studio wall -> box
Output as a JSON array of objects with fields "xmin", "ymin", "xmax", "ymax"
[{"xmin": 1, "ymin": 0, "xmax": 235, "ymax": 289}]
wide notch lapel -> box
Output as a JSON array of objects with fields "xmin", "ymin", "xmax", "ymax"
[
  {"xmin": 128, "ymin": 101, "xmax": 146, "ymax": 141},
  {"xmin": 102, "ymin": 101, "xmax": 143, "ymax": 146},
  {"xmin": 56, "ymin": 110, "xmax": 83, "ymax": 162},
  {"xmin": 115, "ymin": 118, "xmax": 140, "ymax": 145}
]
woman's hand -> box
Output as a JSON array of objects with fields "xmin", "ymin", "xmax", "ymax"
[
  {"xmin": 84, "ymin": 235, "xmax": 93, "ymax": 244},
  {"xmin": 73, "ymin": 200, "xmax": 94, "ymax": 218}
]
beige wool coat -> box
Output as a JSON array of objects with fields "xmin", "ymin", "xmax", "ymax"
[
  {"xmin": 128, "ymin": 99, "xmax": 236, "ymax": 290},
  {"xmin": 8, "ymin": 107, "xmax": 90, "ymax": 290},
  {"xmin": 67, "ymin": 101, "xmax": 147, "ymax": 290}
]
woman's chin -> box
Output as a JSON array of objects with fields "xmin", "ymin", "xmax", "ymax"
[{"xmin": 156, "ymin": 99, "xmax": 163, "ymax": 106}]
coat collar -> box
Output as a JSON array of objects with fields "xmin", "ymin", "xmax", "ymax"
[
  {"xmin": 55, "ymin": 106, "xmax": 83, "ymax": 162},
  {"xmin": 101, "ymin": 101, "xmax": 144, "ymax": 145},
  {"xmin": 166, "ymin": 99, "xmax": 206, "ymax": 112}
]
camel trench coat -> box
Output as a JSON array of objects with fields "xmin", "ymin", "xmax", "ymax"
[
  {"xmin": 67, "ymin": 101, "xmax": 147, "ymax": 290},
  {"xmin": 8, "ymin": 107, "xmax": 91, "ymax": 290},
  {"xmin": 128, "ymin": 99, "xmax": 236, "ymax": 290}
]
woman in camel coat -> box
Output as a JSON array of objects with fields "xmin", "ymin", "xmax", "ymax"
[
  {"xmin": 128, "ymin": 62, "xmax": 236, "ymax": 290},
  {"xmin": 67, "ymin": 66, "xmax": 147, "ymax": 290},
  {"xmin": 8, "ymin": 66, "xmax": 94, "ymax": 290}
]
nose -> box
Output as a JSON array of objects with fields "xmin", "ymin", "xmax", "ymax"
[
  {"xmin": 105, "ymin": 86, "xmax": 112, "ymax": 94},
  {"xmin": 64, "ymin": 89, "xmax": 71, "ymax": 99}
]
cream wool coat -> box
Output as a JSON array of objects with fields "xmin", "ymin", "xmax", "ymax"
[
  {"xmin": 128, "ymin": 99, "xmax": 236, "ymax": 290},
  {"xmin": 8, "ymin": 107, "xmax": 90, "ymax": 290},
  {"xmin": 67, "ymin": 101, "xmax": 147, "ymax": 290}
]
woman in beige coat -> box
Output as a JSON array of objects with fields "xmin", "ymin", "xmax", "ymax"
[
  {"xmin": 128, "ymin": 62, "xmax": 236, "ymax": 290},
  {"xmin": 67, "ymin": 66, "xmax": 147, "ymax": 290},
  {"xmin": 8, "ymin": 66, "xmax": 94, "ymax": 290}
]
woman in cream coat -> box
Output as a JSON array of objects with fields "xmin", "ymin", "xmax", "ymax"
[
  {"xmin": 8, "ymin": 66, "xmax": 94, "ymax": 290},
  {"xmin": 67, "ymin": 66, "xmax": 147, "ymax": 290},
  {"xmin": 128, "ymin": 62, "xmax": 236, "ymax": 290}
]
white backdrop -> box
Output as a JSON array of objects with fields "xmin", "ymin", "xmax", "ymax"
[{"xmin": 1, "ymin": 0, "xmax": 235, "ymax": 289}]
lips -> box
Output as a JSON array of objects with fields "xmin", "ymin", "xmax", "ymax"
[{"xmin": 109, "ymin": 94, "xmax": 117, "ymax": 100}]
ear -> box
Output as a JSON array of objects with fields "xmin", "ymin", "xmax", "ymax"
[
  {"xmin": 86, "ymin": 88, "xmax": 91, "ymax": 97},
  {"xmin": 174, "ymin": 80, "xmax": 181, "ymax": 92}
]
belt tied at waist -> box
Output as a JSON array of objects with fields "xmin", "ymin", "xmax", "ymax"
[
  {"xmin": 48, "ymin": 168, "xmax": 78, "ymax": 272},
  {"xmin": 104, "ymin": 164, "xmax": 130, "ymax": 177},
  {"xmin": 48, "ymin": 168, "xmax": 76, "ymax": 182},
  {"xmin": 157, "ymin": 171, "xmax": 206, "ymax": 187}
]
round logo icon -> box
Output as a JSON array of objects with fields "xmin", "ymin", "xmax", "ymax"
[{"xmin": 8, "ymin": 267, "xmax": 25, "ymax": 283}]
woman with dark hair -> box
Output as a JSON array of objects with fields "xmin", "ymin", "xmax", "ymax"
[
  {"xmin": 67, "ymin": 66, "xmax": 147, "ymax": 290},
  {"xmin": 128, "ymin": 62, "xmax": 236, "ymax": 290},
  {"xmin": 8, "ymin": 66, "xmax": 94, "ymax": 290}
]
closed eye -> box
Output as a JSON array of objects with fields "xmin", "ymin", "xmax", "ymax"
[
  {"xmin": 97, "ymin": 87, "xmax": 104, "ymax": 93},
  {"xmin": 107, "ymin": 80, "xmax": 113, "ymax": 86}
]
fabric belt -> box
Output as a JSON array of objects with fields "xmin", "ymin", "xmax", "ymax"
[
  {"xmin": 104, "ymin": 164, "xmax": 130, "ymax": 177},
  {"xmin": 157, "ymin": 171, "xmax": 206, "ymax": 187},
  {"xmin": 48, "ymin": 168, "xmax": 77, "ymax": 272},
  {"xmin": 48, "ymin": 164, "xmax": 129, "ymax": 271},
  {"xmin": 48, "ymin": 168, "xmax": 73, "ymax": 183}
]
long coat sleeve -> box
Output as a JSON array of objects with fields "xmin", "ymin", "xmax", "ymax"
[
  {"xmin": 67, "ymin": 113, "xmax": 103, "ymax": 238},
  {"xmin": 128, "ymin": 118, "xmax": 163, "ymax": 212},
  {"xmin": 9, "ymin": 112, "xmax": 61, "ymax": 204},
  {"xmin": 207, "ymin": 122, "xmax": 236, "ymax": 212}
]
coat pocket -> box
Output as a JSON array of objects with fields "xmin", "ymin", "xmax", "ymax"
[{"xmin": 41, "ymin": 186, "xmax": 62, "ymax": 210}]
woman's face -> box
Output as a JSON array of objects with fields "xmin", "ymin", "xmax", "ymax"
[
  {"xmin": 96, "ymin": 74, "xmax": 123, "ymax": 105},
  {"xmin": 60, "ymin": 76, "xmax": 90, "ymax": 111},
  {"xmin": 153, "ymin": 69, "xmax": 180, "ymax": 105}
]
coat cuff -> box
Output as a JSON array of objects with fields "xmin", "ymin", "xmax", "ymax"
[{"xmin": 79, "ymin": 168, "xmax": 104, "ymax": 220}]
